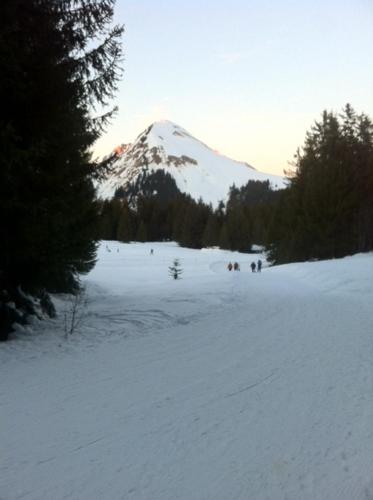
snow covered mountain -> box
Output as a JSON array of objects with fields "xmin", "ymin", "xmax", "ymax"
[{"xmin": 98, "ymin": 120, "xmax": 286, "ymax": 206}]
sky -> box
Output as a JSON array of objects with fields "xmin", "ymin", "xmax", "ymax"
[{"xmin": 94, "ymin": 0, "xmax": 373, "ymax": 175}]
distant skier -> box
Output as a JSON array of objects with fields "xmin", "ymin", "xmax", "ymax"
[
  {"xmin": 257, "ymin": 259, "xmax": 262, "ymax": 272},
  {"xmin": 233, "ymin": 262, "xmax": 240, "ymax": 271},
  {"xmin": 150, "ymin": 248, "xmax": 154, "ymax": 255},
  {"xmin": 227, "ymin": 262, "xmax": 233, "ymax": 271},
  {"xmin": 250, "ymin": 262, "xmax": 256, "ymax": 273}
]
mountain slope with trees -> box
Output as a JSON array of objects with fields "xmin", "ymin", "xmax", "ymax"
[
  {"xmin": 98, "ymin": 120, "xmax": 285, "ymax": 206},
  {"xmin": 98, "ymin": 105, "xmax": 373, "ymax": 268}
]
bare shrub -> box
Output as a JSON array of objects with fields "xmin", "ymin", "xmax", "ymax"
[{"xmin": 63, "ymin": 285, "xmax": 87, "ymax": 339}]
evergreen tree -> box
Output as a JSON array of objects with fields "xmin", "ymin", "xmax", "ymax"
[
  {"xmin": 168, "ymin": 259, "xmax": 183, "ymax": 280},
  {"xmin": 0, "ymin": 0, "xmax": 123, "ymax": 338},
  {"xmin": 99, "ymin": 200, "xmax": 115, "ymax": 240},
  {"xmin": 267, "ymin": 105, "xmax": 373, "ymax": 264},
  {"xmin": 179, "ymin": 199, "xmax": 211, "ymax": 248},
  {"xmin": 171, "ymin": 197, "xmax": 191, "ymax": 242},
  {"xmin": 202, "ymin": 213, "xmax": 220, "ymax": 247},
  {"xmin": 219, "ymin": 223, "xmax": 230, "ymax": 249},
  {"xmin": 98, "ymin": 198, "xmax": 123, "ymax": 240},
  {"xmin": 117, "ymin": 203, "xmax": 133, "ymax": 242},
  {"xmin": 136, "ymin": 221, "xmax": 147, "ymax": 242}
]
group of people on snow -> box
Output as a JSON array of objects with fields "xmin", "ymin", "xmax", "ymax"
[
  {"xmin": 251, "ymin": 259, "xmax": 262, "ymax": 272},
  {"xmin": 227, "ymin": 259, "xmax": 262, "ymax": 272},
  {"xmin": 227, "ymin": 262, "xmax": 240, "ymax": 271}
]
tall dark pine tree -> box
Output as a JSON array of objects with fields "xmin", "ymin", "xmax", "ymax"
[
  {"xmin": 267, "ymin": 105, "xmax": 373, "ymax": 264},
  {"xmin": 202, "ymin": 213, "xmax": 220, "ymax": 247},
  {"xmin": 117, "ymin": 202, "xmax": 133, "ymax": 242},
  {"xmin": 0, "ymin": 0, "xmax": 123, "ymax": 339}
]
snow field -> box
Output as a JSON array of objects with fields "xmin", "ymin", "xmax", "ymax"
[{"xmin": 1, "ymin": 242, "xmax": 372, "ymax": 499}]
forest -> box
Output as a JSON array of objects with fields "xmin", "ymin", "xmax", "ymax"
[{"xmin": 98, "ymin": 104, "xmax": 373, "ymax": 264}]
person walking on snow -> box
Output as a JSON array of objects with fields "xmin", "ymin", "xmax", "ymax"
[
  {"xmin": 257, "ymin": 259, "xmax": 262, "ymax": 272},
  {"xmin": 250, "ymin": 261, "xmax": 256, "ymax": 273},
  {"xmin": 227, "ymin": 262, "xmax": 233, "ymax": 271}
]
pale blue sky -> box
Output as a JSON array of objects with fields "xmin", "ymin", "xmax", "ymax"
[{"xmin": 95, "ymin": 0, "xmax": 373, "ymax": 175}]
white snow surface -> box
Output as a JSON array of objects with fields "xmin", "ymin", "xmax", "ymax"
[
  {"xmin": 1, "ymin": 242, "xmax": 373, "ymax": 500},
  {"xmin": 98, "ymin": 121, "xmax": 286, "ymax": 206}
]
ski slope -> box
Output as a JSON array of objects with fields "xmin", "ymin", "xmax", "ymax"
[{"xmin": 1, "ymin": 242, "xmax": 373, "ymax": 500}]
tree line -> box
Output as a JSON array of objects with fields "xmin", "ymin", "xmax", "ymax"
[
  {"xmin": 99, "ymin": 104, "xmax": 373, "ymax": 266},
  {"xmin": 98, "ymin": 175, "xmax": 280, "ymax": 253}
]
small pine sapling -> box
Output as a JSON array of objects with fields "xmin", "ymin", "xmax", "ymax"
[{"xmin": 169, "ymin": 259, "xmax": 183, "ymax": 280}]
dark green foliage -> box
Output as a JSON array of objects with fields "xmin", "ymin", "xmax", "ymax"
[
  {"xmin": 227, "ymin": 180, "xmax": 281, "ymax": 209},
  {"xmin": 0, "ymin": 0, "xmax": 123, "ymax": 338},
  {"xmin": 226, "ymin": 180, "xmax": 281, "ymax": 249},
  {"xmin": 267, "ymin": 105, "xmax": 373, "ymax": 264},
  {"xmin": 97, "ymin": 178, "xmax": 280, "ymax": 253},
  {"xmin": 225, "ymin": 208, "xmax": 251, "ymax": 252},
  {"xmin": 98, "ymin": 199, "xmax": 124, "ymax": 240},
  {"xmin": 179, "ymin": 199, "xmax": 212, "ymax": 249},
  {"xmin": 202, "ymin": 214, "xmax": 220, "ymax": 247},
  {"xmin": 119, "ymin": 169, "xmax": 183, "ymax": 206},
  {"xmin": 117, "ymin": 203, "xmax": 133, "ymax": 242},
  {"xmin": 136, "ymin": 221, "xmax": 147, "ymax": 242},
  {"xmin": 218, "ymin": 223, "xmax": 230, "ymax": 249},
  {"xmin": 97, "ymin": 198, "xmax": 135, "ymax": 242}
]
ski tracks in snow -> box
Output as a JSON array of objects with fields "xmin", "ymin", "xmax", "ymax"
[{"xmin": 1, "ymin": 243, "xmax": 373, "ymax": 500}]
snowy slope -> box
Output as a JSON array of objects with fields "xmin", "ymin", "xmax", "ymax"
[
  {"xmin": 98, "ymin": 121, "xmax": 286, "ymax": 205},
  {"xmin": 1, "ymin": 244, "xmax": 373, "ymax": 500}
]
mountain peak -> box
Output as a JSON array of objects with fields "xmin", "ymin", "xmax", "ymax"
[
  {"xmin": 146, "ymin": 120, "xmax": 192, "ymax": 140},
  {"xmin": 150, "ymin": 119, "xmax": 181, "ymax": 128},
  {"xmin": 151, "ymin": 119, "xmax": 176, "ymax": 126},
  {"xmin": 98, "ymin": 122, "xmax": 286, "ymax": 205}
]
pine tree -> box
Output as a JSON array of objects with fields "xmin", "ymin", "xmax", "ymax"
[
  {"xmin": 219, "ymin": 224, "xmax": 230, "ymax": 249},
  {"xmin": 136, "ymin": 221, "xmax": 147, "ymax": 242},
  {"xmin": 202, "ymin": 214, "xmax": 220, "ymax": 247},
  {"xmin": 179, "ymin": 199, "xmax": 211, "ymax": 248},
  {"xmin": 99, "ymin": 200, "xmax": 115, "ymax": 240},
  {"xmin": 266, "ymin": 105, "xmax": 373, "ymax": 264},
  {"xmin": 117, "ymin": 204, "xmax": 133, "ymax": 242},
  {"xmin": 226, "ymin": 208, "xmax": 251, "ymax": 252},
  {"xmin": 0, "ymin": 0, "xmax": 123, "ymax": 339},
  {"xmin": 168, "ymin": 259, "xmax": 183, "ymax": 280}
]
